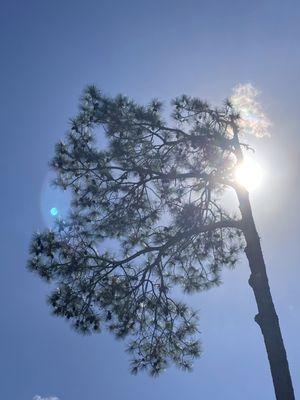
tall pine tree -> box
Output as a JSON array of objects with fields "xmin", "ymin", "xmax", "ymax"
[{"xmin": 29, "ymin": 86, "xmax": 294, "ymax": 399}]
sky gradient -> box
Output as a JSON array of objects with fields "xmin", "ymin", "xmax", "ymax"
[{"xmin": 1, "ymin": 1, "xmax": 300, "ymax": 399}]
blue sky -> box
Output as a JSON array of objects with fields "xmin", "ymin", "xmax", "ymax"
[{"xmin": 1, "ymin": 1, "xmax": 300, "ymax": 399}]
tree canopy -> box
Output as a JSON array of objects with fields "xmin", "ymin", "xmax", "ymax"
[{"xmin": 29, "ymin": 86, "xmax": 246, "ymax": 375}]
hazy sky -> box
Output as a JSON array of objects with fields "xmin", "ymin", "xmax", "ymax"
[{"xmin": 1, "ymin": 1, "xmax": 300, "ymax": 399}]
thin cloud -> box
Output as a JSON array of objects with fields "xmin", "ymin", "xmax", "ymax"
[
  {"xmin": 230, "ymin": 83, "xmax": 271, "ymax": 138},
  {"xmin": 33, "ymin": 396, "xmax": 60, "ymax": 400}
]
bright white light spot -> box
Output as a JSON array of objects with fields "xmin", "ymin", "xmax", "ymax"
[
  {"xmin": 50, "ymin": 207, "xmax": 58, "ymax": 216},
  {"xmin": 235, "ymin": 157, "xmax": 263, "ymax": 191}
]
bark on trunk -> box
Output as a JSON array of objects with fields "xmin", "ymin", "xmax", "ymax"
[{"xmin": 236, "ymin": 187, "xmax": 295, "ymax": 400}]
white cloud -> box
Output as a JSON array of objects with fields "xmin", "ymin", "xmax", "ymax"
[
  {"xmin": 33, "ymin": 396, "xmax": 59, "ymax": 400},
  {"xmin": 230, "ymin": 83, "xmax": 271, "ymax": 138}
]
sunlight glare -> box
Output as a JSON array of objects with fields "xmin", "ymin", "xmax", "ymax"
[{"xmin": 235, "ymin": 157, "xmax": 263, "ymax": 191}]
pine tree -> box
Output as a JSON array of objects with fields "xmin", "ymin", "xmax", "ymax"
[{"xmin": 28, "ymin": 86, "xmax": 294, "ymax": 399}]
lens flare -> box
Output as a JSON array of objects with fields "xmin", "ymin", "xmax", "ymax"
[
  {"xmin": 40, "ymin": 172, "xmax": 71, "ymax": 227},
  {"xmin": 50, "ymin": 207, "xmax": 58, "ymax": 216},
  {"xmin": 230, "ymin": 83, "xmax": 271, "ymax": 138},
  {"xmin": 235, "ymin": 157, "xmax": 263, "ymax": 191}
]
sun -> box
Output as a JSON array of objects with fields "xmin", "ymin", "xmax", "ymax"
[{"xmin": 235, "ymin": 156, "xmax": 263, "ymax": 191}]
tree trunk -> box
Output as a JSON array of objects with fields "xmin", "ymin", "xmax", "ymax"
[{"xmin": 236, "ymin": 187, "xmax": 295, "ymax": 400}]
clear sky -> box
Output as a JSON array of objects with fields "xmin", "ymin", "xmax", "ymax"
[{"xmin": 1, "ymin": 1, "xmax": 300, "ymax": 399}]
